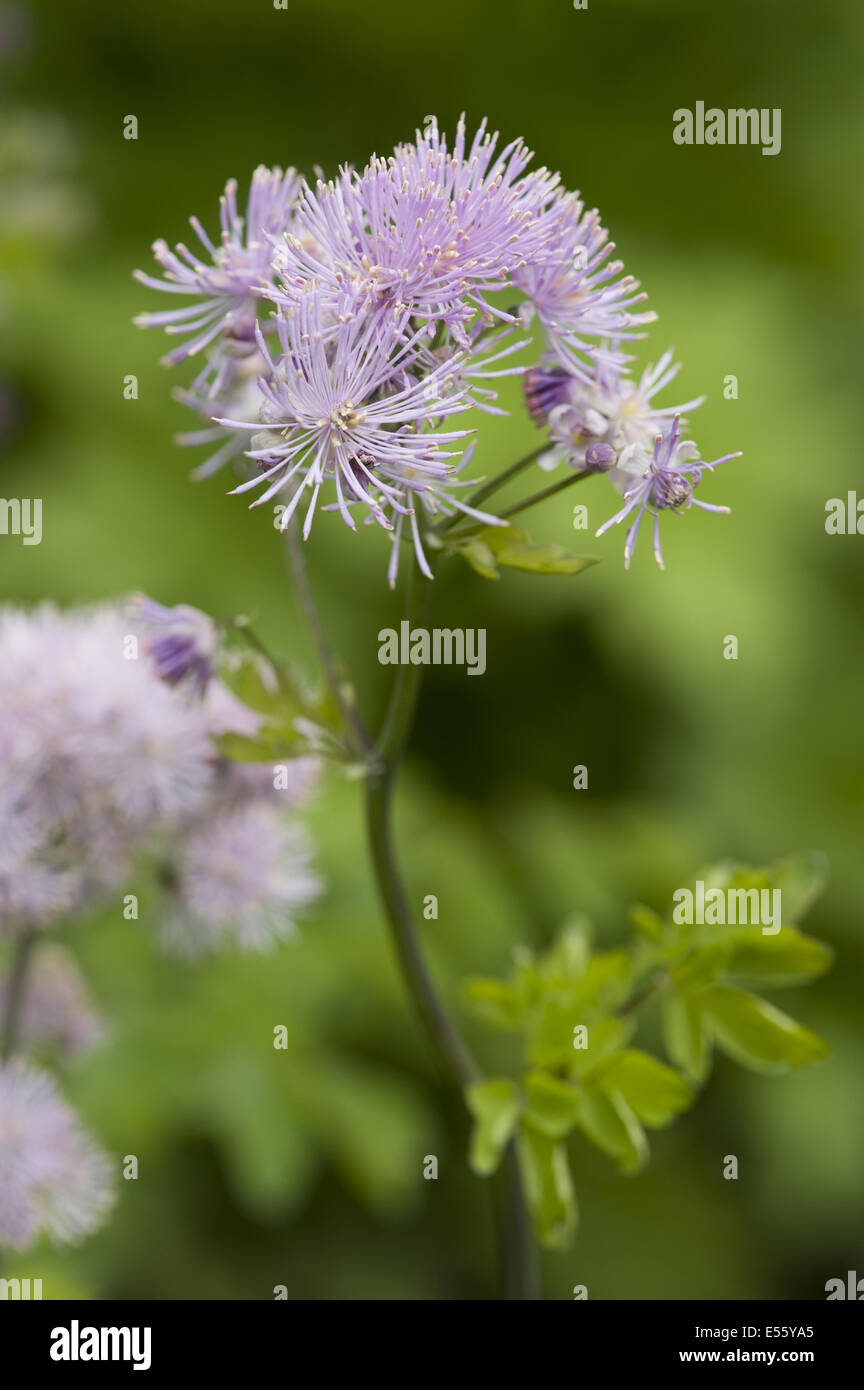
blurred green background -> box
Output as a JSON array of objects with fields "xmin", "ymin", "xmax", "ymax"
[{"xmin": 1, "ymin": 0, "xmax": 862, "ymax": 1300}]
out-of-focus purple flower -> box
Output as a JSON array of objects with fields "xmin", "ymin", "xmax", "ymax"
[
  {"xmin": 161, "ymin": 804, "xmax": 321, "ymax": 958},
  {"xmin": 221, "ymin": 296, "xmax": 475, "ymax": 541},
  {"xmin": 0, "ymin": 1061, "xmax": 114, "ymax": 1248},
  {"xmin": 596, "ymin": 415, "xmax": 740, "ymax": 569},
  {"xmin": 134, "ymin": 166, "xmax": 302, "ymax": 368},
  {"xmin": 173, "ymin": 353, "xmax": 267, "ymax": 479},
  {"xmin": 131, "ymin": 595, "xmax": 218, "ymax": 693},
  {"xmin": 270, "ymin": 117, "xmax": 562, "ymax": 339},
  {"xmin": 0, "ymin": 945, "xmax": 103, "ymax": 1057},
  {"xmin": 0, "ymin": 604, "xmax": 216, "ymax": 932}
]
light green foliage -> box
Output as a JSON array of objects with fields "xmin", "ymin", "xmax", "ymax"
[
  {"xmin": 214, "ymin": 636, "xmax": 350, "ymax": 762},
  {"xmin": 465, "ymin": 854, "xmax": 831, "ymax": 1247},
  {"xmin": 446, "ymin": 525, "xmax": 599, "ymax": 580}
]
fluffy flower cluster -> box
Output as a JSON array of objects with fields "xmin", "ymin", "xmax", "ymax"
[
  {"xmin": 137, "ymin": 116, "xmax": 735, "ymax": 575},
  {"xmin": 528, "ymin": 351, "xmax": 740, "ymax": 568},
  {"xmin": 0, "ymin": 1061, "xmax": 115, "ymax": 1248},
  {"xmin": 0, "ymin": 599, "xmax": 321, "ymax": 951},
  {"xmin": 0, "ymin": 600, "xmax": 321, "ymax": 1248},
  {"xmin": 0, "ymin": 946, "xmax": 103, "ymax": 1057},
  {"xmin": 0, "ymin": 603, "xmax": 215, "ymax": 932}
]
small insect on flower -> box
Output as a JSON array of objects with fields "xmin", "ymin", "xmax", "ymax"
[
  {"xmin": 0, "ymin": 1061, "xmax": 114, "ymax": 1248},
  {"xmin": 596, "ymin": 415, "xmax": 740, "ymax": 569}
]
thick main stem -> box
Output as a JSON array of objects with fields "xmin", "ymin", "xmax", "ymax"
[
  {"xmin": 365, "ymin": 562, "xmax": 478, "ymax": 1089},
  {"xmin": 363, "ymin": 558, "xmax": 540, "ymax": 1300}
]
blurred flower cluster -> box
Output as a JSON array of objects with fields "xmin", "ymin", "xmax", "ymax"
[
  {"xmin": 0, "ymin": 597, "xmax": 320, "ymax": 1249},
  {"xmin": 136, "ymin": 116, "xmax": 738, "ymax": 577}
]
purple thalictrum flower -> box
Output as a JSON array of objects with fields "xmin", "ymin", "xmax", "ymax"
[
  {"xmin": 537, "ymin": 349, "xmax": 704, "ymax": 472},
  {"xmin": 514, "ymin": 194, "xmax": 655, "ymax": 375},
  {"xmin": 134, "ymin": 166, "xmax": 301, "ymax": 369},
  {"xmin": 596, "ymin": 415, "xmax": 740, "ymax": 569},
  {"xmin": 219, "ymin": 295, "xmax": 476, "ymax": 541},
  {"xmin": 0, "ymin": 1061, "xmax": 114, "ymax": 1248},
  {"xmin": 173, "ymin": 353, "xmax": 267, "ymax": 480},
  {"xmin": 269, "ymin": 117, "xmax": 562, "ymax": 341}
]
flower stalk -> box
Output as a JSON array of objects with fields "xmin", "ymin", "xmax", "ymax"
[{"xmin": 1, "ymin": 929, "xmax": 37, "ymax": 1062}]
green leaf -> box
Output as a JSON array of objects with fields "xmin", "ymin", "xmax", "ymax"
[
  {"xmin": 597, "ymin": 1050, "xmax": 693, "ymax": 1128},
  {"xmin": 463, "ymin": 977, "xmax": 525, "ymax": 1031},
  {"xmin": 220, "ymin": 650, "xmax": 296, "ymax": 722},
  {"xmin": 722, "ymin": 926, "xmax": 834, "ymax": 987},
  {"xmin": 670, "ymin": 943, "xmax": 731, "ymax": 991},
  {"xmin": 460, "ymin": 524, "xmax": 599, "ymax": 577},
  {"xmin": 567, "ymin": 1016, "xmax": 633, "ymax": 1078},
  {"xmin": 662, "ymin": 995, "xmax": 712, "ymax": 1084},
  {"xmin": 539, "ymin": 915, "xmax": 592, "ymax": 981},
  {"xmin": 522, "ymin": 1072, "xmax": 582, "ymax": 1139},
  {"xmin": 576, "ymin": 1080, "xmax": 648, "ymax": 1173},
  {"xmin": 701, "ymin": 987, "xmax": 829, "ymax": 1074},
  {"xmin": 527, "ymin": 953, "xmax": 634, "ymax": 1068},
  {"xmin": 454, "ymin": 537, "xmax": 500, "ymax": 580},
  {"xmin": 494, "ymin": 539, "xmax": 600, "ymax": 576},
  {"xmin": 518, "ymin": 1125, "xmax": 578, "ymax": 1249},
  {"xmin": 212, "ymin": 725, "xmax": 300, "ymax": 763},
  {"xmin": 628, "ymin": 903, "xmax": 666, "ymax": 943},
  {"xmin": 465, "ymin": 1078, "xmax": 521, "ymax": 1177},
  {"xmin": 767, "ymin": 852, "xmax": 828, "ymax": 923}
]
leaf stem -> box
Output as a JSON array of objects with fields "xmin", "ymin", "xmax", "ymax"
[{"xmin": 618, "ymin": 974, "xmax": 667, "ymax": 1018}]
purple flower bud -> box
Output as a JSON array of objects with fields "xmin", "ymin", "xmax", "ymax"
[
  {"xmin": 132, "ymin": 596, "xmax": 217, "ymax": 693},
  {"xmin": 584, "ymin": 442, "xmax": 616, "ymax": 472}
]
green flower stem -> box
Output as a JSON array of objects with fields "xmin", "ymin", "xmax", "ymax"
[
  {"xmin": 365, "ymin": 560, "xmax": 477, "ymax": 1087},
  {"xmin": 435, "ymin": 445, "xmax": 547, "ymax": 534},
  {"xmin": 492, "ymin": 467, "xmax": 593, "ymax": 522},
  {"xmin": 283, "ymin": 521, "xmax": 372, "ymax": 757},
  {"xmin": 363, "ymin": 556, "xmax": 540, "ymax": 1300},
  {"xmin": 1, "ymin": 929, "xmax": 37, "ymax": 1062}
]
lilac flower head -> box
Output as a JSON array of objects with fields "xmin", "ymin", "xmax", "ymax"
[
  {"xmin": 270, "ymin": 117, "xmax": 562, "ymax": 339},
  {"xmin": 536, "ymin": 349, "xmax": 704, "ymax": 472},
  {"xmin": 0, "ymin": 1061, "xmax": 114, "ymax": 1248},
  {"xmin": 0, "ymin": 604, "xmax": 216, "ymax": 931},
  {"xmin": 514, "ymin": 194, "xmax": 656, "ymax": 371},
  {"xmin": 596, "ymin": 415, "xmax": 740, "ymax": 569},
  {"xmin": 134, "ymin": 165, "xmax": 301, "ymax": 366},
  {"xmin": 161, "ymin": 804, "xmax": 321, "ymax": 958},
  {"xmin": 173, "ymin": 352, "xmax": 268, "ymax": 479},
  {"xmin": 222, "ymin": 295, "xmax": 475, "ymax": 541}
]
